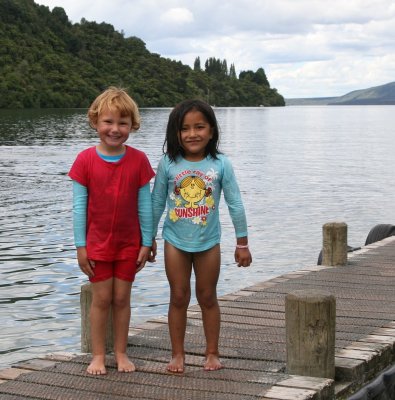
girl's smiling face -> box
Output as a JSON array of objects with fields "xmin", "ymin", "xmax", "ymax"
[{"xmin": 179, "ymin": 110, "xmax": 213, "ymax": 162}]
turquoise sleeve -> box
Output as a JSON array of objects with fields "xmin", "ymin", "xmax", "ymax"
[
  {"xmin": 221, "ymin": 157, "xmax": 248, "ymax": 238},
  {"xmin": 72, "ymin": 180, "xmax": 87, "ymax": 247},
  {"xmin": 138, "ymin": 183, "xmax": 153, "ymax": 247},
  {"xmin": 151, "ymin": 157, "xmax": 168, "ymax": 238}
]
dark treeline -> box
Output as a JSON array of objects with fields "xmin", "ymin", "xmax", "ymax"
[{"xmin": 0, "ymin": 0, "xmax": 285, "ymax": 108}]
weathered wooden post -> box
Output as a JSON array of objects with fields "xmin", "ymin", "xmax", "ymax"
[
  {"xmin": 322, "ymin": 222, "xmax": 347, "ymax": 266},
  {"xmin": 80, "ymin": 283, "xmax": 114, "ymax": 353},
  {"xmin": 286, "ymin": 289, "xmax": 336, "ymax": 379}
]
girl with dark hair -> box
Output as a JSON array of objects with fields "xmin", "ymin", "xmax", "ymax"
[{"xmin": 152, "ymin": 99, "xmax": 252, "ymax": 373}]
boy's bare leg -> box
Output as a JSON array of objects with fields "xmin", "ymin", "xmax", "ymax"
[
  {"xmin": 113, "ymin": 278, "xmax": 135, "ymax": 372},
  {"xmin": 164, "ymin": 242, "xmax": 193, "ymax": 373},
  {"xmin": 194, "ymin": 245, "xmax": 223, "ymax": 371},
  {"xmin": 88, "ymin": 279, "xmax": 113, "ymax": 375}
]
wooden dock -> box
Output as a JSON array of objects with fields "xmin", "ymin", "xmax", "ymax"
[{"xmin": 1, "ymin": 236, "xmax": 395, "ymax": 399}]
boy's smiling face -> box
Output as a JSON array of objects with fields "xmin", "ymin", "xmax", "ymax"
[{"xmin": 94, "ymin": 109, "xmax": 132, "ymax": 155}]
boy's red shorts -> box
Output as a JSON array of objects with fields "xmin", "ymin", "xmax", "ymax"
[{"xmin": 89, "ymin": 259, "xmax": 137, "ymax": 283}]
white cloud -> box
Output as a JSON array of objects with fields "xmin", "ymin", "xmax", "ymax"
[
  {"xmin": 160, "ymin": 7, "xmax": 193, "ymax": 25},
  {"xmin": 34, "ymin": 0, "xmax": 395, "ymax": 97}
]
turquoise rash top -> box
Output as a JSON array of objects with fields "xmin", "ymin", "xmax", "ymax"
[
  {"xmin": 152, "ymin": 154, "xmax": 248, "ymax": 252},
  {"xmin": 72, "ymin": 150, "xmax": 153, "ymax": 248}
]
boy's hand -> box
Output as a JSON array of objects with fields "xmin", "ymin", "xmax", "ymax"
[
  {"xmin": 77, "ymin": 246, "xmax": 95, "ymax": 278},
  {"xmin": 136, "ymin": 246, "xmax": 151, "ymax": 272}
]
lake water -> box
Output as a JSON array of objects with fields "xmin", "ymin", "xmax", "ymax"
[{"xmin": 1, "ymin": 106, "xmax": 394, "ymax": 370}]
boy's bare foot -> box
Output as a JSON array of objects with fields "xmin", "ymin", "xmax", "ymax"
[
  {"xmin": 167, "ymin": 354, "xmax": 185, "ymax": 373},
  {"xmin": 204, "ymin": 354, "xmax": 222, "ymax": 371},
  {"xmin": 115, "ymin": 353, "xmax": 136, "ymax": 373},
  {"xmin": 87, "ymin": 355, "xmax": 107, "ymax": 375}
]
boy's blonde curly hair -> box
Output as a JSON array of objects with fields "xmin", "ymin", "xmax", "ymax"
[{"xmin": 88, "ymin": 87, "xmax": 140, "ymax": 130}]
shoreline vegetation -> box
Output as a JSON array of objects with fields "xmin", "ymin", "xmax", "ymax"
[{"xmin": 0, "ymin": 0, "xmax": 285, "ymax": 109}]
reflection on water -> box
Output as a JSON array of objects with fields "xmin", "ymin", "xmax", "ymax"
[{"xmin": 1, "ymin": 106, "xmax": 395, "ymax": 369}]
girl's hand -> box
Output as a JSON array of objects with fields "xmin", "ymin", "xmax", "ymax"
[
  {"xmin": 77, "ymin": 246, "xmax": 95, "ymax": 278},
  {"xmin": 149, "ymin": 239, "xmax": 157, "ymax": 263},
  {"xmin": 136, "ymin": 246, "xmax": 151, "ymax": 272},
  {"xmin": 234, "ymin": 247, "xmax": 252, "ymax": 268}
]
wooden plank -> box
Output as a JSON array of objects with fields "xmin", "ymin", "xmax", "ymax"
[
  {"xmin": 0, "ymin": 368, "xmax": 31, "ymax": 380},
  {"xmin": 276, "ymin": 376, "xmax": 334, "ymax": 400},
  {"xmin": 13, "ymin": 358, "xmax": 58, "ymax": 371},
  {"xmin": 262, "ymin": 386, "xmax": 318, "ymax": 399}
]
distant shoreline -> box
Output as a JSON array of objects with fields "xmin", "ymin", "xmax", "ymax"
[
  {"xmin": 285, "ymin": 98, "xmax": 395, "ymax": 106},
  {"xmin": 285, "ymin": 81, "xmax": 395, "ymax": 106}
]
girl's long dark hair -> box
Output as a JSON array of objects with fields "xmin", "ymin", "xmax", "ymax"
[{"xmin": 163, "ymin": 99, "xmax": 221, "ymax": 162}]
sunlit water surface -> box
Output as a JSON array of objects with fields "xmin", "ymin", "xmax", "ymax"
[{"xmin": 1, "ymin": 106, "xmax": 394, "ymax": 369}]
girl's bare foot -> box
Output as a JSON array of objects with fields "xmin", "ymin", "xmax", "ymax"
[
  {"xmin": 167, "ymin": 354, "xmax": 185, "ymax": 373},
  {"xmin": 87, "ymin": 355, "xmax": 107, "ymax": 375},
  {"xmin": 115, "ymin": 353, "xmax": 136, "ymax": 372},
  {"xmin": 204, "ymin": 354, "xmax": 222, "ymax": 371}
]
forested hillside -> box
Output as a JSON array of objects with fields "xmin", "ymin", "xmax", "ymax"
[
  {"xmin": 0, "ymin": 0, "xmax": 285, "ymax": 108},
  {"xmin": 286, "ymin": 81, "xmax": 395, "ymax": 105},
  {"xmin": 328, "ymin": 81, "xmax": 395, "ymax": 105}
]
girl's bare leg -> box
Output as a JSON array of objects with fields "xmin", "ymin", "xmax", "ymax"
[
  {"xmin": 88, "ymin": 278, "xmax": 113, "ymax": 375},
  {"xmin": 194, "ymin": 245, "xmax": 222, "ymax": 371},
  {"xmin": 164, "ymin": 242, "xmax": 193, "ymax": 373},
  {"xmin": 112, "ymin": 278, "xmax": 135, "ymax": 372}
]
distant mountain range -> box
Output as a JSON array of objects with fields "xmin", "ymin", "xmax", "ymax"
[{"xmin": 285, "ymin": 81, "xmax": 395, "ymax": 105}]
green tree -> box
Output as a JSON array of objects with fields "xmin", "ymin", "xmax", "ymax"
[
  {"xmin": 229, "ymin": 63, "xmax": 237, "ymax": 79},
  {"xmin": 193, "ymin": 56, "xmax": 201, "ymax": 71}
]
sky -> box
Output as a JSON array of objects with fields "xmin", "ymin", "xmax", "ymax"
[{"xmin": 34, "ymin": 0, "xmax": 395, "ymax": 98}]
